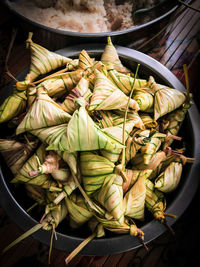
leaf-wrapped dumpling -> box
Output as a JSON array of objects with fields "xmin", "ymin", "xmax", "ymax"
[
  {"xmin": 124, "ymin": 170, "xmax": 152, "ymax": 220},
  {"xmin": 16, "ymin": 87, "xmax": 71, "ymax": 134},
  {"xmin": 101, "ymin": 37, "xmax": 129, "ymax": 74},
  {"xmin": 154, "ymin": 162, "xmax": 182, "ymax": 193},
  {"xmin": 61, "ymin": 77, "xmax": 92, "ymax": 114},
  {"xmin": 11, "ymin": 144, "xmax": 58, "ymax": 190},
  {"xmin": 16, "ymin": 32, "xmax": 72, "ymax": 88},
  {"xmin": 0, "ymin": 90, "xmax": 27, "ymax": 123},
  {"xmin": 94, "ymin": 174, "xmax": 124, "ymax": 224},
  {"xmin": 0, "ymin": 136, "xmax": 38, "ymax": 175},
  {"xmin": 89, "ymin": 70, "xmax": 140, "ymax": 111},
  {"xmin": 148, "ymin": 76, "xmax": 186, "ymax": 120}
]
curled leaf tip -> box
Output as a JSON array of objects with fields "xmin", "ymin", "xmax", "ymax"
[
  {"xmin": 26, "ymin": 32, "xmax": 33, "ymax": 48},
  {"xmin": 107, "ymin": 36, "xmax": 112, "ymax": 44}
]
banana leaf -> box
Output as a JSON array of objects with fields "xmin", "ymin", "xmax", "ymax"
[
  {"xmin": 0, "ymin": 136, "xmax": 38, "ymax": 175},
  {"xmin": 107, "ymin": 65, "xmax": 147, "ymax": 95},
  {"xmin": 80, "ymin": 152, "xmax": 115, "ymax": 176},
  {"xmin": 28, "ymin": 151, "xmax": 71, "ymax": 181},
  {"xmin": 154, "ymin": 162, "xmax": 182, "ymax": 193},
  {"xmin": 81, "ymin": 151, "xmax": 115, "ymax": 195},
  {"xmin": 100, "ymin": 149, "xmax": 122, "ymax": 164},
  {"xmin": 124, "ymin": 170, "xmax": 152, "ymax": 220},
  {"xmin": 0, "ymin": 89, "xmax": 27, "ymax": 123},
  {"xmin": 132, "ymin": 151, "xmax": 166, "ymax": 171},
  {"xmin": 27, "ymin": 69, "xmax": 83, "ymax": 107},
  {"xmin": 140, "ymin": 131, "xmax": 166, "ymax": 165},
  {"xmin": 84, "ymin": 61, "xmax": 104, "ymax": 90},
  {"xmin": 61, "ymin": 77, "xmax": 92, "ymax": 114},
  {"xmin": 114, "ymin": 110, "xmax": 145, "ymax": 130},
  {"xmin": 101, "ymin": 37, "xmax": 130, "ymax": 74},
  {"xmin": 89, "ymin": 69, "xmax": 140, "ymax": 111},
  {"xmin": 161, "ymin": 103, "xmax": 191, "ymax": 150},
  {"xmin": 95, "ymin": 110, "xmax": 119, "ymax": 128},
  {"xmin": 31, "ymin": 123, "xmax": 68, "ymax": 150},
  {"xmin": 102, "ymin": 120, "xmax": 137, "ymax": 141},
  {"xmin": 27, "ymin": 86, "xmax": 37, "ymax": 108},
  {"xmin": 16, "ymin": 87, "xmax": 71, "ymax": 135},
  {"xmin": 53, "ymin": 151, "xmax": 79, "ymax": 202},
  {"xmin": 148, "ymin": 76, "xmax": 186, "ymax": 120},
  {"xmin": 37, "ymin": 98, "xmax": 125, "ymax": 152},
  {"xmin": 145, "ymin": 179, "xmax": 166, "ymax": 223},
  {"xmin": 122, "ymin": 169, "xmax": 152, "ymax": 194},
  {"xmin": 88, "ymin": 217, "xmax": 105, "ymax": 238},
  {"xmin": 66, "ymin": 58, "xmax": 79, "ymax": 71},
  {"xmin": 28, "ymin": 151, "xmax": 79, "ymax": 197},
  {"xmin": 28, "ymin": 151, "xmax": 60, "ymax": 176},
  {"xmin": 133, "ymin": 88, "xmax": 154, "ymax": 112},
  {"xmin": 2, "ymin": 200, "xmax": 68, "ymax": 256},
  {"xmin": 52, "ymin": 168, "xmax": 71, "ymax": 183},
  {"xmin": 16, "ymin": 32, "xmax": 72, "ymax": 87},
  {"xmin": 123, "ymin": 136, "xmax": 140, "ymax": 164},
  {"xmin": 161, "ymin": 63, "xmax": 191, "ymax": 149},
  {"xmin": 95, "ymin": 215, "xmax": 144, "ymax": 237},
  {"xmin": 58, "ymin": 151, "xmax": 78, "ymax": 176},
  {"xmin": 11, "ymin": 144, "xmax": 59, "ymax": 190},
  {"xmin": 122, "ymin": 129, "xmax": 150, "ymax": 164},
  {"xmin": 44, "ymin": 190, "xmax": 62, "ymax": 215},
  {"xmin": 94, "ymin": 173, "xmax": 124, "ymax": 224},
  {"xmin": 43, "ymin": 200, "xmax": 68, "ymax": 230},
  {"xmin": 61, "ymin": 174, "xmax": 79, "ymax": 197},
  {"xmin": 40, "ymin": 69, "xmax": 83, "ymax": 95},
  {"xmin": 65, "ymin": 194, "xmax": 93, "ymax": 229},
  {"xmin": 100, "ymin": 120, "xmax": 136, "ymax": 163},
  {"xmin": 96, "ymin": 110, "xmax": 144, "ymax": 130},
  {"xmin": 78, "ymin": 49, "xmax": 94, "ymax": 70},
  {"xmin": 140, "ymin": 113, "xmax": 158, "ymax": 128}
]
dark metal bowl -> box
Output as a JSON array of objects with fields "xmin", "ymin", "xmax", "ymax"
[
  {"xmin": 0, "ymin": 44, "xmax": 200, "ymax": 255},
  {"xmin": 1, "ymin": 0, "xmax": 180, "ymax": 51}
]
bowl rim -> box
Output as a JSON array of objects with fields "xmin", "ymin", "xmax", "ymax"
[
  {"xmin": 2, "ymin": 0, "xmax": 179, "ymax": 37},
  {"xmin": 0, "ymin": 44, "xmax": 200, "ymax": 256}
]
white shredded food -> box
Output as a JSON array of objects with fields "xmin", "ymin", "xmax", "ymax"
[{"xmin": 7, "ymin": 0, "xmax": 161, "ymax": 33}]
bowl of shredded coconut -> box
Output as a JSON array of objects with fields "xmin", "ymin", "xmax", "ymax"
[{"xmin": 3, "ymin": 0, "xmax": 179, "ymax": 50}]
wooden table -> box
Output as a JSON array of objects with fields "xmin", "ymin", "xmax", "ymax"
[{"xmin": 0, "ymin": 1, "xmax": 200, "ymax": 266}]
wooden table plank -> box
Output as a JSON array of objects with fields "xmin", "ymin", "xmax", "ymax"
[
  {"xmin": 160, "ymin": 9, "xmax": 200, "ymax": 67},
  {"xmin": 165, "ymin": 20, "xmax": 200, "ymax": 69},
  {"xmin": 158, "ymin": 1, "xmax": 200, "ymax": 61},
  {"xmin": 88, "ymin": 255, "xmax": 109, "ymax": 267}
]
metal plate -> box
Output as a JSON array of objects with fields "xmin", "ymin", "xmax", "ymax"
[
  {"xmin": 0, "ymin": 44, "xmax": 200, "ymax": 255},
  {"xmin": 1, "ymin": 0, "xmax": 178, "ymax": 37}
]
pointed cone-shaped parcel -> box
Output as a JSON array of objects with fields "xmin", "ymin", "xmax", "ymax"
[
  {"xmin": 94, "ymin": 173, "xmax": 124, "ymax": 224},
  {"xmin": 124, "ymin": 170, "xmax": 152, "ymax": 220},
  {"xmin": 0, "ymin": 137, "xmax": 38, "ymax": 175},
  {"xmin": 61, "ymin": 77, "xmax": 92, "ymax": 114},
  {"xmin": 11, "ymin": 144, "xmax": 57, "ymax": 189},
  {"xmin": 80, "ymin": 151, "xmax": 115, "ymax": 195},
  {"xmin": 31, "ymin": 98, "xmax": 124, "ymax": 152},
  {"xmin": 0, "ymin": 89, "xmax": 27, "ymax": 123},
  {"xmin": 101, "ymin": 37, "xmax": 129, "ymax": 74},
  {"xmin": 148, "ymin": 76, "xmax": 186, "ymax": 120},
  {"xmin": 78, "ymin": 49, "xmax": 94, "ymax": 70},
  {"xmin": 154, "ymin": 162, "xmax": 182, "ymax": 193},
  {"xmin": 107, "ymin": 65, "xmax": 147, "ymax": 95},
  {"xmin": 16, "ymin": 87, "xmax": 71, "ymax": 135},
  {"xmin": 17, "ymin": 32, "xmax": 72, "ymax": 85},
  {"xmin": 89, "ymin": 70, "xmax": 140, "ymax": 111}
]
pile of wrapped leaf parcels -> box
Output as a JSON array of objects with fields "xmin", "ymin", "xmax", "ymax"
[{"xmin": 0, "ymin": 33, "xmax": 194, "ymax": 262}]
